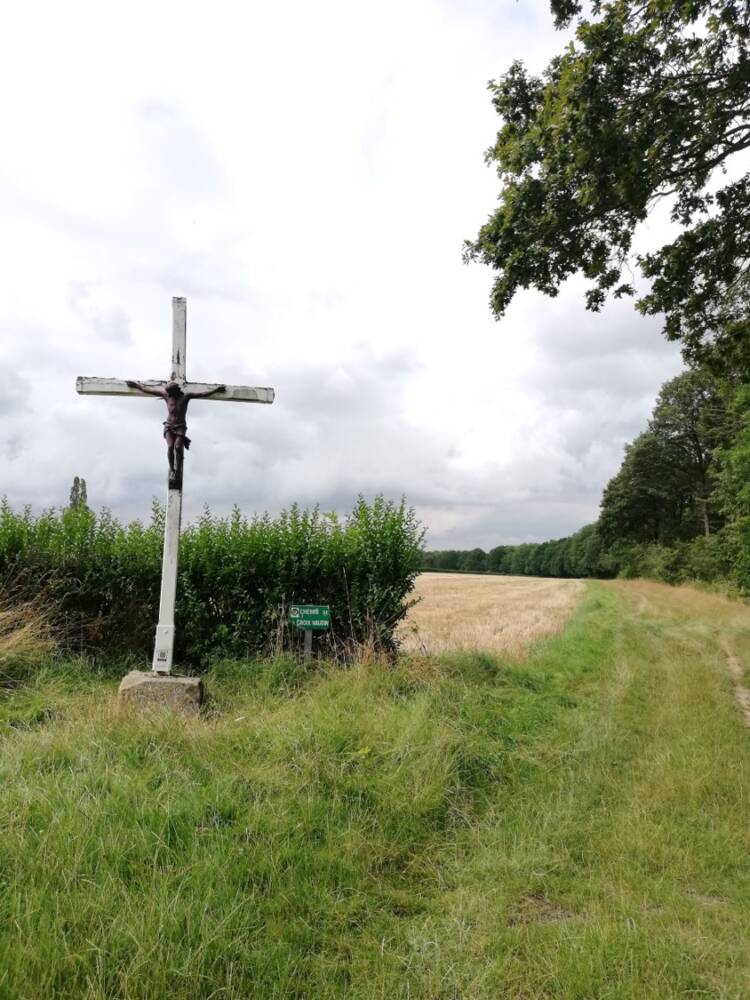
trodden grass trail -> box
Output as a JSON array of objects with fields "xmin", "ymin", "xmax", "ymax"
[
  {"xmin": 1, "ymin": 579, "xmax": 750, "ymax": 998},
  {"xmin": 428, "ymin": 580, "xmax": 750, "ymax": 999}
]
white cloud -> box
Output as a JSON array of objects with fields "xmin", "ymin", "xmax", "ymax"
[{"xmin": 0, "ymin": 0, "xmax": 683, "ymax": 547}]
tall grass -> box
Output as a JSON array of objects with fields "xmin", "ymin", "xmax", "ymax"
[
  {"xmin": 0, "ymin": 600, "xmax": 56, "ymax": 687},
  {"xmin": 3, "ymin": 581, "xmax": 750, "ymax": 997},
  {"xmin": 0, "ymin": 611, "xmax": 594, "ymax": 998},
  {"xmin": 0, "ymin": 496, "xmax": 424, "ymax": 666}
]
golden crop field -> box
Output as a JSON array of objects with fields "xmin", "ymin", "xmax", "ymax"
[{"xmin": 398, "ymin": 572, "xmax": 585, "ymax": 655}]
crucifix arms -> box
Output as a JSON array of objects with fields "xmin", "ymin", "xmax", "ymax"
[
  {"xmin": 76, "ymin": 377, "xmax": 274, "ymax": 403},
  {"xmin": 124, "ymin": 381, "xmax": 224, "ymax": 399},
  {"xmin": 126, "ymin": 380, "xmax": 165, "ymax": 397},
  {"xmin": 185, "ymin": 383, "xmax": 225, "ymax": 399}
]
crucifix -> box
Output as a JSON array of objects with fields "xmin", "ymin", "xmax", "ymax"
[{"xmin": 76, "ymin": 296, "xmax": 274, "ymax": 675}]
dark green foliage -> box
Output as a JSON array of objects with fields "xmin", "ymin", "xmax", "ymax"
[
  {"xmin": 612, "ymin": 534, "xmax": 736, "ymax": 584},
  {"xmin": 460, "ymin": 548, "xmax": 488, "ymax": 572},
  {"xmin": 423, "ymin": 521, "xmax": 735, "ymax": 587},
  {"xmin": 465, "ymin": 0, "xmax": 750, "ymax": 364},
  {"xmin": 421, "ymin": 549, "xmax": 470, "ymax": 572},
  {"xmin": 487, "ymin": 545, "xmax": 508, "ymax": 573},
  {"xmin": 599, "ymin": 368, "xmax": 737, "ymax": 546},
  {"xmin": 0, "ymin": 496, "xmax": 424, "ymax": 665},
  {"xmin": 599, "ymin": 431, "xmax": 696, "ymax": 546},
  {"xmin": 67, "ymin": 476, "xmax": 88, "ymax": 512},
  {"xmin": 713, "ymin": 383, "xmax": 750, "ymax": 593},
  {"xmin": 423, "ymin": 524, "xmax": 610, "ymax": 580}
]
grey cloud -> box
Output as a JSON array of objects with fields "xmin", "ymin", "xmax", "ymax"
[
  {"xmin": 275, "ymin": 348, "xmax": 421, "ymax": 422},
  {"xmin": 67, "ymin": 283, "xmax": 133, "ymax": 344},
  {"xmin": 3, "ymin": 433, "xmax": 23, "ymax": 462},
  {"xmin": 420, "ymin": 494, "xmax": 601, "ymax": 550},
  {"xmin": 500, "ymin": 293, "xmax": 684, "ymax": 523},
  {"xmin": 1, "ymin": 292, "xmax": 683, "ymax": 551},
  {"xmin": 525, "ymin": 308, "xmax": 680, "ymax": 405},
  {"xmin": 0, "ymin": 372, "xmax": 30, "ymax": 416}
]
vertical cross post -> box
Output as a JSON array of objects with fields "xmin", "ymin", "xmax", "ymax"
[
  {"xmin": 171, "ymin": 296, "xmax": 186, "ymax": 381},
  {"xmin": 152, "ymin": 487, "xmax": 183, "ymax": 673},
  {"xmin": 152, "ymin": 298, "xmax": 186, "ymax": 673}
]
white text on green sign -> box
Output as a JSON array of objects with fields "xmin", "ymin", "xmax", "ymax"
[{"xmin": 290, "ymin": 605, "xmax": 330, "ymax": 630}]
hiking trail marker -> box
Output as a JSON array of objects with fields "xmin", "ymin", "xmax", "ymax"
[
  {"xmin": 290, "ymin": 604, "xmax": 330, "ymax": 661},
  {"xmin": 76, "ymin": 296, "xmax": 274, "ymax": 687}
]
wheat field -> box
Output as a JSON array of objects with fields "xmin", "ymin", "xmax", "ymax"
[{"xmin": 398, "ymin": 572, "xmax": 585, "ymax": 655}]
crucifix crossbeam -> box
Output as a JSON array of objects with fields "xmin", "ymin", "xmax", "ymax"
[
  {"xmin": 76, "ymin": 296, "xmax": 275, "ymax": 674},
  {"xmin": 76, "ymin": 378, "xmax": 274, "ymax": 404}
]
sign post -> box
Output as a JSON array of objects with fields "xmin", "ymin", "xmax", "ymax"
[{"xmin": 289, "ymin": 605, "xmax": 330, "ymax": 662}]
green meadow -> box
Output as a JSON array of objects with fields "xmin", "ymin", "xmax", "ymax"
[{"xmin": 2, "ymin": 580, "xmax": 750, "ymax": 999}]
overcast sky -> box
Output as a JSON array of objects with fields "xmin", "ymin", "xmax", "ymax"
[{"xmin": 0, "ymin": 0, "xmax": 683, "ymax": 548}]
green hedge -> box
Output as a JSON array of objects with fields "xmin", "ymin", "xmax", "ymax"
[
  {"xmin": 612, "ymin": 533, "xmax": 736, "ymax": 585},
  {"xmin": 0, "ymin": 496, "xmax": 424, "ymax": 666}
]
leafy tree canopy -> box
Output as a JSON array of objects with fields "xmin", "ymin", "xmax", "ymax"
[
  {"xmin": 465, "ymin": 0, "xmax": 750, "ymax": 365},
  {"xmin": 599, "ymin": 366, "xmax": 734, "ymax": 543}
]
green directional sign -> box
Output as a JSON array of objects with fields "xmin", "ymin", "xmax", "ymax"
[{"xmin": 289, "ymin": 605, "xmax": 330, "ymax": 631}]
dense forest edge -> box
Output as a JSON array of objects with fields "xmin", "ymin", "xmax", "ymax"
[{"xmin": 423, "ymin": 364, "xmax": 750, "ymax": 595}]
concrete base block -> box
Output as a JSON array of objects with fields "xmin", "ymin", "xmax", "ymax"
[{"xmin": 117, "ymin": 671, "xmax": 204, "ymax": 714}]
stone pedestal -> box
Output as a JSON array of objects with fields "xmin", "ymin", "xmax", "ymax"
[{"xmin": 117, "ymin": 671, "xmax": 204, "ymax": 714}]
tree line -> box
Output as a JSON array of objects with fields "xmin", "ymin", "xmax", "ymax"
[{"xmin": 423, "ymin": 363, "xmax": 750, "ymax": 592}]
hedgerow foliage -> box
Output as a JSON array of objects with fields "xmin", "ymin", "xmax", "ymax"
[{"xmin": 0, "ymin": 496, "xmax": 424, "ymax": 666}]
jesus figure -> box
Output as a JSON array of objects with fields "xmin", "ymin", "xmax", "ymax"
[{"xmin": 126, "ymin": 380, "xmax": 225, "ymax": 486}]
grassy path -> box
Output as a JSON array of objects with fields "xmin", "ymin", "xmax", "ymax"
[
  {"xmin": 1, "ymin": 581, "xmax": 749, "ymax": 997},
  {"xmin": 415, "ymin": 581, "xmax": 750, "ymax": 999}
]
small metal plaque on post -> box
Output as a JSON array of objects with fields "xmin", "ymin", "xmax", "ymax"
[{"xmin": 290, "ymin": 605, "xmax": 330, "ymax": 662}]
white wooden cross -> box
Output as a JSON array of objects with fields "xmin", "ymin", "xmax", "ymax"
[{"xmin": 76, "ymin": 296, "xmax": 274, "ymax": 674}]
